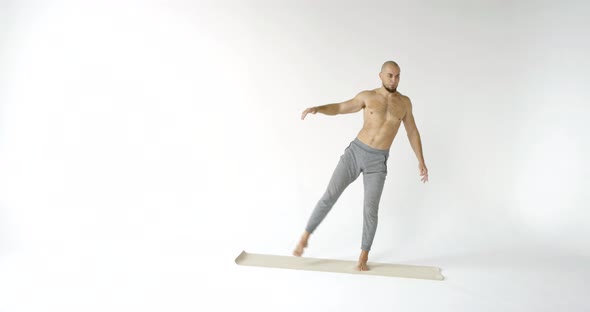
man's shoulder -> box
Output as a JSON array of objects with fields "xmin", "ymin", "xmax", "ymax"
[
  {"xmin": 358, "ymin": 89, "xmax": 379, "ymax": 98},
  {"xmin": 352, "ymin": 90, "xmax": 377, "ymax": 102},
  {"xmin": 360, "ymin": 89, "xmax": 378, "ymax": 95},
  {"xmin": 398, "ymin": 92, "xmax": 411, "ymax": 104},
  {"xmin": 395, "ymin": 91, "xmax": 408, "ymax": 98}
]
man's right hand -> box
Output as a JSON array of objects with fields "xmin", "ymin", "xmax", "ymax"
[{"xmin": 301, "ymin": 107, "xmax": 318, "ymax": 120}]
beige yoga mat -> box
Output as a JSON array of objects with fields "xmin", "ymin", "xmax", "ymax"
[{"xmin": 235, "ymin": 250, "xmax": 444, "ymax": 280}]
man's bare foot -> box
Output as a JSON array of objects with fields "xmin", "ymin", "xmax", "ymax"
[
  {"xmin": 292, "ymin": 231, "xmax": 311, "ymax": 257},
  {"xmin": 356, "ymin": 250, "xmax": 370, "ymax": 271},
  {"xmin": 293, "ymin": 241, "xmax": 307, "ymax": 257},
  {"xmin": 356, "ymin": 260, "xmax": 369, "ymax": 271}
]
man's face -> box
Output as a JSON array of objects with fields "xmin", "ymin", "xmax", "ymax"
[{"xmin": 379, "ymin": 65, "xmax": 401, "ymax": 93}]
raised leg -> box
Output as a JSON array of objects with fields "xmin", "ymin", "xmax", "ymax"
[
  {"xmin": 293, "ymin": 148, "xmax": 359, "ymax": 257},
  {"xmin": 304, "ymin": 148, "xmax": 360, "ymax": 234}
]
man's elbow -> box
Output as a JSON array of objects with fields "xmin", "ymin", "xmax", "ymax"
[{"xmin": 407, "ymin": 130, "xmax": 420, "ymax": 138}]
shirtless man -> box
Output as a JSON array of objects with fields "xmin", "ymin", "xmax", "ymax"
[{"xmin": 293, "ymin": 60, "xmax": 428, "ymax": 271}]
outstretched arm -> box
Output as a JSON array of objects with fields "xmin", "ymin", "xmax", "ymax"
[
  {"xmin": 402, "ymin": 97, "xmax": 429, "ymax": 183},
  {"xmin": 301, "ymin": 91, "xmax": 367, "ymax": 120}
]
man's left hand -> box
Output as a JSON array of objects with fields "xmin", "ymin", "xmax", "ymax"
[{"xmin": 419, "ymin": 162, "xmax": 429, "ymax": 183}]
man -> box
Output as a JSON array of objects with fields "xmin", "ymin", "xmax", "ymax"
[{"xmin": 293, "ymin": 60, "xmax": 428, "ymax": 271}]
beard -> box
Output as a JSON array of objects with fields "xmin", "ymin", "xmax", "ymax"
[{"xmin": 383, "ymin": 83, "xmax": 397, "ymax": 93}]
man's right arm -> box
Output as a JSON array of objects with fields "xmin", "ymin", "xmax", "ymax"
[{"xmin": 301, "ymin": 91, "xmax": 367, "ymax": 120}]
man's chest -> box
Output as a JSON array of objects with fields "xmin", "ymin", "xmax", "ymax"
[{"xmin": 365, "ymin": 97, "xmax": 407, "ymax": 121}]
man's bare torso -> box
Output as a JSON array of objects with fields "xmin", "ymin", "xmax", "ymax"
[{"xmin": 356, "ymin": 89, "xmax": 409, "ymax": 150}]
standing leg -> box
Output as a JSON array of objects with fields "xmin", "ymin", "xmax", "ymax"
[
  {"xmin": 357, "ymin": 168, "xmax": 387, "ymax": 270},
  {"xmin": 361, "ymin": 171, "xmax": 387, "ymax": 252},
  {"xmin": 293, "ymin": 147, "xmax": 360, "ymax": 256}
]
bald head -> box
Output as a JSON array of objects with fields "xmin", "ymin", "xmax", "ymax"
[
  {"xmin": 379, "ymin": 61, "xmax": 401, "ymax": 93},
  {"xmin": 381, "ymin": 60, "xmax": 400, "ymax": 72}
]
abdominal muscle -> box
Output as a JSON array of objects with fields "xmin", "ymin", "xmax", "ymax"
[{"xmin": 356, "ymin": 118, "xmax": 402, "ymax": 150}]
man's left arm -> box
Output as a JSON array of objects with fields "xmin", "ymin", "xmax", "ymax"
[{"xmin": 402, "ymin": 97, "xmax": 429, "ymax": 182}]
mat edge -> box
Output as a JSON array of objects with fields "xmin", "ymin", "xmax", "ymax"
[{"xmin": 234, "ymin": 250, "xmax": 248, "ymax": 264}]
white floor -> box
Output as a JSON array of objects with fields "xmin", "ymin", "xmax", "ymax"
[{"xmin": 0, "ymin": 229, "xmax": 588, "ymax": 312}]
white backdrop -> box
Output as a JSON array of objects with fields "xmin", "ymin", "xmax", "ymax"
[{"xmin": 1, "ymin": 0, "xmax": 589, "ymax": 311}]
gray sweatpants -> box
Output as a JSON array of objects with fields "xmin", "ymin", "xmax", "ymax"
[{"xmin": 305, "ymin": 137, "xmax": 389, "ymax": 252}]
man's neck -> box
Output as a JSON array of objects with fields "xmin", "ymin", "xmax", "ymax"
[{"xmin": 378, "ymin": 86, "xmax": 398, "ymax": 97}]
